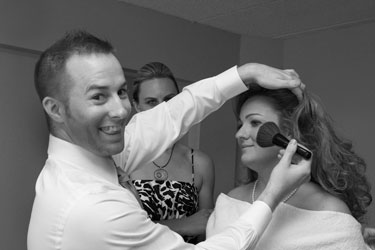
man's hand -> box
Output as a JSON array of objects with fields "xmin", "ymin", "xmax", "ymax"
[
  {"xmin": 180, "ymin": 208, "xmax": 213, "ymax": 236},
  {"xmin": 157, "ymin": 208, "xmax": 213, "ymax": 236},
  {"xmin": 258, "ymin": 139, "xmax": 311, "ymax": 211},
  {"xmin": 237, "ymin": 63, "xmax": 305, "ymax": 101}
]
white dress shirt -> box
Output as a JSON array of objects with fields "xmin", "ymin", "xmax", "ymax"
[{"xmin": 27, "ymin": 66, "xmax": 272, "ymax": 250}]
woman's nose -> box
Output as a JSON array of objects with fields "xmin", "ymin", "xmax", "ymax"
[{"xmin": 235, "ymin": 125, "xmax": 247, "ymax": 140}]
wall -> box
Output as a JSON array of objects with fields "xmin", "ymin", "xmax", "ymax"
[
  {"xmin": 239, "ymin": 36, "xmax": 283, "ymax": 67},
  {"xmin": 0, "ymin": 1, "xmax": 240, "ymax": 249},
  {"xmin": 283, "ymin": 22, "xmax": 375, "ymax": 226},
  {"xmin": 0, "ymin": 0, "xmax": 239, "ymax": 80},
  {"xmin": 0, "ymin": 47, "xmax": 47, "ymax": 250}
]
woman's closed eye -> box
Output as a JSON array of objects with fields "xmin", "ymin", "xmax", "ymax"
[{"xmin": 250, "ymin": 120, "xmax": 262, "ymax": 127}]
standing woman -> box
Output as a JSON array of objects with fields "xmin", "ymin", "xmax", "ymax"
[
  {"xmin": 130, "ymin": 62, "xmax": 215, "ymax": 243},
  {"xmin": 206, "ymin": 85, "xmax": 372, "ymax": 249}
]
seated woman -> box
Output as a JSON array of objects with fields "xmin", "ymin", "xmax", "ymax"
[
  {"xmin": 206, "ymin": 85, "xmax": 372, "ymax": 249},
  {"xmin": 130, "ymin": 62, "xmax": 215, "ymax": 243}
]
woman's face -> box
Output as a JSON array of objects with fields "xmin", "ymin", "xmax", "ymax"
[
  {"xmin": 134, "ymin": 77, "xmax": 178, "ymax": 112},
  {"xmin": 235, "ymin": 95, "xmax": 281, "ymax": 170}
]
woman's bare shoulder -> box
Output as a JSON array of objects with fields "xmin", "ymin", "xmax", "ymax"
[
  {"xmin": 227, "ymin": 183, "xmax": 253, "ymax": 202},
  {"xmin": 180, "ymin": 145, "xmax": 214, "ymax": 174},
  {"xmin": 295, "ymin": 182, "xmax": 351, "ymax": 214},
  {"xmin": 177, "ymin": 144, "xmax": 212, "ymax": 164}
]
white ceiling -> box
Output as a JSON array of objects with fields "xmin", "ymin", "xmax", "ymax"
[{"xmin": 117, "ymin": 0, "xmax": 375, "ymax": 38}]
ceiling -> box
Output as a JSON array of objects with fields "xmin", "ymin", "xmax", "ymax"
[{"xmin": 117, "ymin": 0, "xmax": 375, "ymax": 38}]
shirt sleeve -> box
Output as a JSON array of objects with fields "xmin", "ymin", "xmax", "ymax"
[
  {"xmin": 62, "ymin": 189, "xmax": 272, "ymax": 250},
  {"xmin": 113, "ymin": 66, "xmax": 247, "ymax": 174}
]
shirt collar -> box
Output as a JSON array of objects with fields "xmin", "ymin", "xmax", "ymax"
[{"xmin": 47, "ymin": 134, "xmax": 119, "ymax": 184}]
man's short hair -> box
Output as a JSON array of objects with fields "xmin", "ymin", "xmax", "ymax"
[{"xmin": 34, "ymin": 30, "xmax": 114, "ymax": 102}]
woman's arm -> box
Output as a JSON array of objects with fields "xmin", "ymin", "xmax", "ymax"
[
  {"xmin": 196, "ymin": 150, "xmax": 215, "ymax": 211},
  {"xmin": 195, "ymin": 150, "xmax": 215, "ymax": 241}
]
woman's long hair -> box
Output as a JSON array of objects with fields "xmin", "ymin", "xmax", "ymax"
[{"xmin": 235, "ymin": 85, "xmax": 372, "ymax": 222}]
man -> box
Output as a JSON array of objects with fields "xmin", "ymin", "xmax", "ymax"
[{"xmin": 28, "ymin": 30, "xmax": 310, "ymax": 250}]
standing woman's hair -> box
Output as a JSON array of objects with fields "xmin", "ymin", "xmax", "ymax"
[
  {"xmin": 235, "ymin": 85, "xmax": 372, "ymax": 222},
  {"xmin": 132, "ymin": 62, "xmax": 180, "ymax": 103}
]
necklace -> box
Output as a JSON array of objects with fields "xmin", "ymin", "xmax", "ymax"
[
  {"xmin": 251, "ymin": 179, "xmax": 298, "ymax": 203},
  {"xmin": 153, "ymin": 144, "xmax": 175, "ymax": 180}
]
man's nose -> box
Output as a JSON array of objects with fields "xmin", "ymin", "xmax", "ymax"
[{"xmin": 108, "ymin": 96, "xmax": 131, "ymax": 120}]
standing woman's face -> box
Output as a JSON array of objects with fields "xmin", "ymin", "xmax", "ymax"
[{"xmin": 134, "ymin": 77, "xmax": 178, "ymax": 112}]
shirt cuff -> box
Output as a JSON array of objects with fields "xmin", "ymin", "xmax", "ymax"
[
  {"xmin": 240, "ymin": 200, "xmax": 272, "ymax": 238},
  {"xmin": 214, "ymin": 65, "xmax": 248, "ymax": 100}
]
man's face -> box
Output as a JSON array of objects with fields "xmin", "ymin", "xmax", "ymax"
[{"xmin": 62, "ymin": 53, "xmax": 131, "ymax": 157}]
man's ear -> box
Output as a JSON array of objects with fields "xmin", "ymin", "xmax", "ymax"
[{"xmin": 42, "ymin": 96, "xmax": 65, "ymax": 123}]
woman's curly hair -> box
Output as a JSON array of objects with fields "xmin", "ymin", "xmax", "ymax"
[{"xmin": 235, "ymin": 85, "xmax": 372, "ymax": 222}]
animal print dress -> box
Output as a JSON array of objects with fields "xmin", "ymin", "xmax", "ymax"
[{"xmin": 132, "ymin": 149, "xmax": 199, "ymax": 242}]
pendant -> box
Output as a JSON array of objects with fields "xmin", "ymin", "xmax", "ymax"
[{"xmin": 154, "ymin": 169, "xmax": 168, "ymax": 180}]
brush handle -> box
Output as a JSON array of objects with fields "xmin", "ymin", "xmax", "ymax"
[{"xmin": 273, "ymin": 134, "xmax": 312, "ymax": 160}]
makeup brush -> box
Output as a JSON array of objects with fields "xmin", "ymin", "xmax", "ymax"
[{"xmin": 256, "ymin": 122, "xmax": 312, "ymax": 160}]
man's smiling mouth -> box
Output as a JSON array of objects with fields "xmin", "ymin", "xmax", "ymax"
[{"xmin": 100, "ymin": 125, "xmax": 122, "ymax": 135}]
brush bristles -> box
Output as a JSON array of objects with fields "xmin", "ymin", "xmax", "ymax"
[{"xmin": 256, "ymin": 122, "xmax": 280, "ymax": 147}]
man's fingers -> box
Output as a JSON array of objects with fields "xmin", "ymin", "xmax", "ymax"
[
  {"xmin": 296, "ymin": 158, "xmax": 312, "ymax": 184},
  {"xmin": 278, "ymin": 139, "xmax": 298, "ymax": 165},
  {"xmin": 290, "ymin": 83, "xmax": 304, "ymax": 102},
  {"xmin": 300, "ymin": 82, "xmax": 306, "ymax": 90},
  {"xmin": 282, "ymin": 69, "xmax": 305, "ymax": 102},
  {"xmin": 284, "ymin": 69, "xmax": 299, "ymax": 78}
]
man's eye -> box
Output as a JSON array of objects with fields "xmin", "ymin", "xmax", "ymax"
[{"xmin": 92, "ymin": 94, "xmax": 105, "ymax": 101}]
